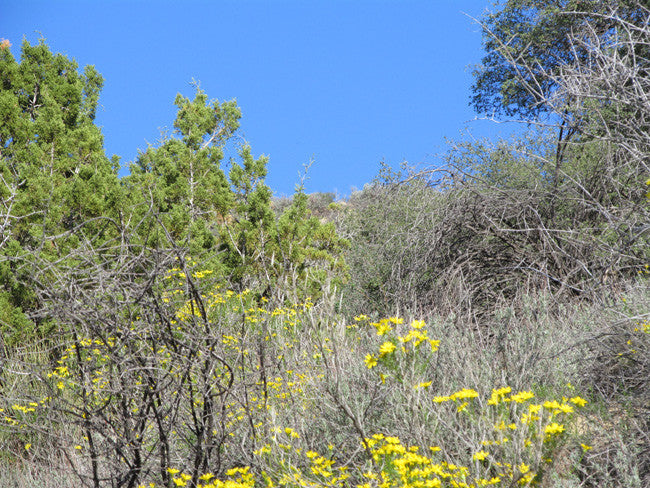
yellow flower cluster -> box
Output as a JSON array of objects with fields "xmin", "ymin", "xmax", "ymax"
[
  {"xmin": 487, "ymin": 387, "xmax": 512, "ymax": 405},
  {"xmin": 433, "ymin": 387, "xmax": 480, "ymax": 403},
  {"xmin": 4, "ymin": 267, "xmax": 596, "ymax": 488},
  {"xmin": 634, "ymin": 319, "xmax": 650, "ymax": 333},
  {"xmin": 151, "ymin": 467, "xmax": 256, "ymax": 488},
  {"xmin": 364, "ymin": 318, "xmax": 439, "ymax": 370},
  {"xmin": 363, "ymin": 434, "xmax": 505, "ymax": 488},
  {"xmin": 254, "ymin": 437, "xmax": 351, "ymax": 488}
]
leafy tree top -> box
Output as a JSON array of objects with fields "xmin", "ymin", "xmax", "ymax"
[
  {"xmin": 470, "ymin": 0, "xmax": 644, "ymax": 121},
  {"xmin": 0, "ymin": 39, "xmax": 120, "ymax": 246}
]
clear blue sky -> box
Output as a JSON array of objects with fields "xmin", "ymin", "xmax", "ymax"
[{"xmin": 2, "ymin": 1, "xmax": 512, "ymax": 196}]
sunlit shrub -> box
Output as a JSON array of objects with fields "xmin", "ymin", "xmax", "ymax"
[{"xmin": 2, "ymin": 264, "xmax": 594, "ymax": 487}]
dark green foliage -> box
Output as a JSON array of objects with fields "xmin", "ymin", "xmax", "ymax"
[
  {"xmin": 274, "ymin": 186, "xmax": 349, "ymax": 302},
  {"xmin": 0, "ymin": 291, "xmax": 32, "ymax": 348},
  {"xmin": 219, "ymin": 144, "xmax": 275, "ymax": 287},
  {"xmin": 126, "ymin": 88, "xmax": 237, "ymax": 248},
  {"xmin": 471, "ymin": 0, "xmax": 639, "ymax": 120},
  {"xmin": 0, "ymin": 39, "xmax": 121, "ymax": 339},
  {"xmin": 0, "ymin": 40, "xmax": 119, "ymax": 239},
  {"xmin": 471, "ymin": 1, "xmax": 650, "ymax": 179},
  {"xmin": 124, "ymin": 88, "xmax": 348, "ymax": 299}
]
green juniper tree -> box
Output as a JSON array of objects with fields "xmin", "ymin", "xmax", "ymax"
[
  {"xmin": 125, "ymin": 88, "xmax": 238, "ymax": 255},
  {"xmin": 125, "ymin": 88, "xmax": 348, "ymax": 303},
  {"xmin": 273, "ymin": 184, "xmax": 348, "ymax": 303},
  {"xmin": 0, "ymin": 39, "xmax": 121, "ymax": 342},
  {"xmin": 219, "ymin": 144, "xmax": 275, "ymax": 289}
]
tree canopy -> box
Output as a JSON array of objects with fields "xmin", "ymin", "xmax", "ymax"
[
  {"xmin": 0, "ymin": 39, "xmax": 348, "ymax": 345},
  {"xmin": 471, "ymin": 0, "xmax": 649, "ymax": 124}
]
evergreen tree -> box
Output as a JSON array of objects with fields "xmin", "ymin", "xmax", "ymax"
[
  {"xmin": 126, "ymin": 87, "xmax": 238, "ymax": 253},
  {"xmin": 125, "ymin": 88, "xmax": 348, "ymax": 301},
  {"xmin": 220, "ymin": 144, "xmax": 275, "ymax": 288},
  {"xmin": 0, "ymin": 39, "xmax": 121, "ymax": 342},
  {"xmin": 274, "ymin": 185, "xmax": 348, "ymax": 303}
]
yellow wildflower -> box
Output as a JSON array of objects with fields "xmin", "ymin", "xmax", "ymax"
[
  {"xmin": 450, "ymin": 388, "xmax": 479, "ymax": 401},
  {"xmin": 544, "ymin": 423, "xmax": 565, "ymax": 436},
  {"xmin": 509, "ymin": 391, "xmax": 534, "ymax": 403},
  {"xmin": 364, "ymin": 354, "xmax": 378, "ymax": 369},
  {"xmin": 487, "ymin": 386, "xmax": 512, "ymax": 405},
  {"xmin": 569, "ymin": 396, "xmax": 587, "ymax": 407},
  {"xmin": 556, "ymin": 403, "xmax": 574, "ymax": 414},
  {"xmin": 410, "ymin": 319, "xmax": 426, "ymax": 329},
  {"xmin": 376, "ymin": 322, "xmax": 392, "ymax": 336},
  {"xmin": 378, "ymin": 341, "xmax": 396, "ymax": 356},
  {"xmin": 473, "ymin": 450, "xmax": 489, "ymax": 461},
  {"xmin": 543, "ymin": 400, "xmax": 561, "ymax": 410}
]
